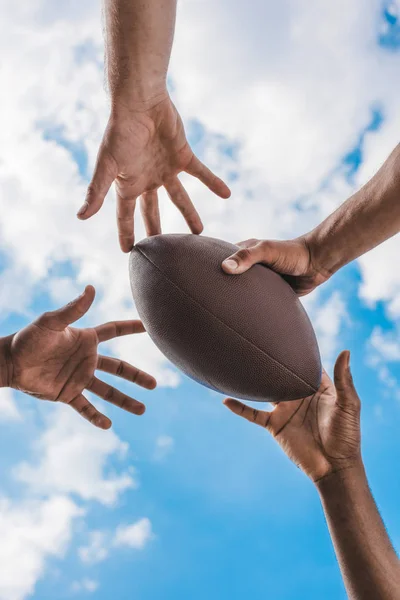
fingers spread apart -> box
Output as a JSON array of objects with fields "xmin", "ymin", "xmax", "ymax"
[
  {"xmin": 87, "ymin": 376, "xmax": 145, "ymax": 415},
  {"xmin": 223, "ymin": 398, "xmax": 272, "ymax": 429},
  {"xmin": 97, "ymin": 355, "xmax": 157, "ymax": 390}
]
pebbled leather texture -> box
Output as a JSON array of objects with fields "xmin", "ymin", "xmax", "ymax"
[{"xmin": 129, "ymin": 234, "xmax": 322, "ymax": 403}]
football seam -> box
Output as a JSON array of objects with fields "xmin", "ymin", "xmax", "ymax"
[{"xmin": 135, "ymin": 246, "xmax": 318, "ymax": 394}]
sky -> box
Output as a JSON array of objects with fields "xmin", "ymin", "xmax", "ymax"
[{"xmin": 0, "ymin": 0, "xmax": 400, "ymax": 598}]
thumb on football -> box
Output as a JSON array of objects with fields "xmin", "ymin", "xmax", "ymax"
[{"xmin": 222, "ymin": 240, "xmax": 280, "ymax": 275}]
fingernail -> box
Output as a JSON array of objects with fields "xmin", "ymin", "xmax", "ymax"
[
  {"xmin": 346, "ymin": 350, "xmax": 351, "ymax": 368},
  {"xmin": 77, "ymin": 202, "xmax": 88, "ymax": 217},
  {"xmin": 223, "ymin": 259, "xmax": 238, "ymax": 271}
]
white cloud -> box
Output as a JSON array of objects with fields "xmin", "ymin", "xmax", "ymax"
[
  {"xmin": 0, "ymin": 389, "xmax": 22, "ymax": 422},
  {"xmin": 13, "ymin": 404, "xmax": 135, "ymax": 505},
  {"xmin": 370, "ymin": 326, "xmax": 400, "ymax": 362},
  {"xmin": 78, "ymin": 530, "xmax": 108, "ymax": 565},
  {"xmin": 0, "ymin": 495, "xmax": 82, "ymax": 600},
  {"xmin": 172, "ymin": 0, "xmax": 383, "ymax": 201},
  {"xmin": 113, "ymin": 518, "xmax": 153, "ymax": 550},
  {"xmin": 358, "ymin": 237, "xmax": 400, "ymax": 317},
  {"xmin": 0, "ymin": 401, "xmax": 140, "ymax": 599},
  {"xmin": 71, "ymin": 578, "xmax": 99, "ymax": 594},
  {"xmin": 367, "ymin": 327, "xmax": 400, "ymax": 402},
  {"xmin": 78, "ymin": 518, "xmax": 153, "ymax": 567},
  {"xmin": 154, "ymin": 435, "xmax": 174, "ymax": 461},
  {"xmin": 302, "ymin": 291, "xmax": 348, "ymax": 369}
]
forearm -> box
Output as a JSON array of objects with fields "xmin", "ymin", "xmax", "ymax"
[
  {"xmin": 306, "ymin": 144, "xmax": 400, "ymax": 277},
  {"xmin": 317, "ymin": 461, "xmax": 400, "ymax": 599},
  {"xmin": 0, "ymin": 335, "xmax": 13, "ymax": 388},
  {"xmin": 104, "ymin": 0, "xmax": 176, "ymax": 108}
]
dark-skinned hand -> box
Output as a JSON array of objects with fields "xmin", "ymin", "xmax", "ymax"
[
  {"xmin": 224, "ymin": 351, "xmax": 361, "ymax": 482},
  {"xmin": 222, "ymin": 237, "xmax": 331, "ymax": 297},
  {"xmin": 3, "ymin": 285, "xmax": 156, "ymax": 429}
]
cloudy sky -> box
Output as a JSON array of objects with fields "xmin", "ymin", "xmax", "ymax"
[{"xmin": 0, "ymin": 0, "xmax": 400, "ymax": 598}]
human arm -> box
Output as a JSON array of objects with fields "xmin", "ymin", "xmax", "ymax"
[
  {"xmin": 104, "ymin": 0, "xmax": 176, "ymax": 108},
  {"xmin": 318, "ymin": 463, "xmax": 400, "ymax": 599},
  {"xmin": 224, "ymin": 352, "xmax": 400, "ymax": 599},
  {"xmin": 0, "ymin": 285, "xmax": 156, "ymax": 429},
  {"xmin": 78, "ymin": 0, "xmax": 230, "ymax": 252},
  {"xmin": 222, "ymin": 144, "xmax": 400, "ymax": 296}
]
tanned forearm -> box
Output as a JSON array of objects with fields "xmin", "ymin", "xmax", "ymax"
[
  {"xmin": 306, "ymin": 144, "xmax": 400, "ymax": 277},
  {"xmin": 104, "ymin": 0, "xmax": 177, "ymax": 108},
  {"xmin": 317, "ymin": 460, "xmax": 400, "ymax": 599}
]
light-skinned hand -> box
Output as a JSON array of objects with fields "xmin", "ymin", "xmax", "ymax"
[{"xmin": 78, "ymin": 96, "xmax": 231, "ymax": 252}]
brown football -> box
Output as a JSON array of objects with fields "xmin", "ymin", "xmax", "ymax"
[{"xmin": 129, "ymin": 234, "xmax": 321, "ymax": 402}]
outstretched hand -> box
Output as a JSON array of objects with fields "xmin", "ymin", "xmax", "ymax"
[
  {"xmin": 222, "ymin": 237, "xmax": 330, "ymax": 296},
  {"xmin": 5, "ymin": 286, "xmax": 156, "ymax": 429},
  {"xmin": 78, "ymin": 97, "xmax": 231, "ymax": 252},
  {"xmin": 224, "ymin": 351, "xmax": 361, "ymax": 482}
]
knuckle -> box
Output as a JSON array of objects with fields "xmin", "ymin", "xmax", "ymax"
[
  {"xmin": 86, "ymin": 183, "xmax": 99, "ymax": 200},
  {"xmin": 116, "ymin": 361, "xmax": 124, "ymax": 377},
  {"xmin": 79, "ymin": 404, "xmax": 92, "ymax": 417},
  {"xmin": 39, "ymin": 311, "xmax": 51, "ymax": 322},
  {"xmin": 105, "ymin": 387, "xmax": 114, "ymax": 402},
  {"xmin": 258, "ymin": 240, "xmax": 271, "ymax": 252},
  {"xmin": 263, "ymin": 413, "xmax": 271, "ymax": 429},
  {"xmin": 236, "ymin": 248, "xmax": 252, "ymax": 262}
]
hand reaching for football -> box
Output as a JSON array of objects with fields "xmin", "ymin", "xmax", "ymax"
[
  {"xmin": 79, "ymin": 96, "xmax": 231, "ymax": 252},
  {"xmin": 222, "ymin": 237, "xmax": 330, "ymax": 296},
  {"xmin": 1, "ymin": 286, "xmax": 156, "ymax": 429},
  {"xmin": 224, "ymin": 351, "xmax": 361, "ymax": 482}
]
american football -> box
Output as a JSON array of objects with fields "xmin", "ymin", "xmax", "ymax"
[{"xmin": 129, "ymin": 234, "xmax": 321, "ymax": 403}]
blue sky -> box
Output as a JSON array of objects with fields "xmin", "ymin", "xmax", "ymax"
[{"xmin": 0, "ymin": 1, "xmax": 400, "ymax": 599}]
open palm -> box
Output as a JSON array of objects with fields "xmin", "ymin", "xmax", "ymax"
[
  {"xmin": 9, "ymin": 286, "xmax": 156, "ymax": 429},
  {"xmin": 79, "ymin": 97, "xmax": 231, "ymax": 252},
  {"xmin": 225, "ymin": 351, "xmax": 361, "ymax": 482}
]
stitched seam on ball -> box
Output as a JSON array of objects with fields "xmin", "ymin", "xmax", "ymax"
[{"xmin": 135, "ymin": 247, "xmax": 318, "ymax": 393}]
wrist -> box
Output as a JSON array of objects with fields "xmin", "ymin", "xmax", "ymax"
[
  {"xmin": 315, "ymin": 457, "xmax": 365, "ymax": 497},
  {"xmin": 0, "ymin": 334, "xmax": 14, "ymax": 388},
  {"xmin": 302, "ymin": 228, "xmax": 344, "ymax": 282},
  {"xmin": 110, "ymin": 82, "xmax": 169, "ymax": 115}
]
